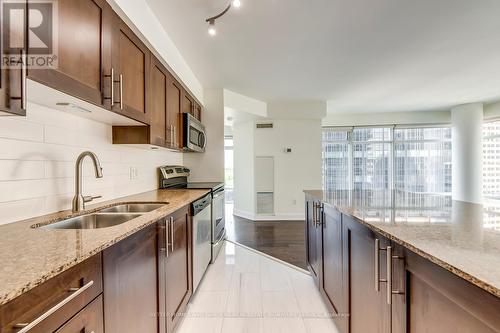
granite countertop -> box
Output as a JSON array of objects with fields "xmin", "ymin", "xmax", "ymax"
[
  {"xmin": 304, "ymin": 189, "xmax": 500, "ymax": 298},
  {"xmin": 0, "ymin": 189, "xmax": 210, "ymax": 306}
]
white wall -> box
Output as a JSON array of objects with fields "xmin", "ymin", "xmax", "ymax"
[
  {"xmin": 109, "ymin": 0, "xmax": 204, "ymax": 103},
  {"xmin": 254, "ymin": 119, "xmax": 322, "ymax": 220},
  {"xmin": 224, "ymin": 90, "xmax": 267, "ymax": 118},
  {"xmin": 184, "ymin": 89, "xmax": 224, "ymax": 182},
  {"xmin": 0, "ymin": 103, "xmax": 182, "ymax": 225},
  {"xmin": 233, "ymin": 121, "xmax": 255, "ymax": 217},
  {"xmin": 322, "ymin": 110, "xmax": 451, "ymax": 127}
]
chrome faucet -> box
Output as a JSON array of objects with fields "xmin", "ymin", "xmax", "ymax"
[{"xmin": 72, "ymin": 151, "xmax": 103, "ymax": 212}]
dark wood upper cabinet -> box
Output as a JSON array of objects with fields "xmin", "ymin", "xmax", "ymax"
[
  {"xmin": 0, "ymin": 0, "xmax": 26, "ymax": 116},
  {"xmin": 164, "ymin": 205, "xmax": 192, "ymax": 333},
  {"xmin": 194, "ymin": 102, "xmax": 202, "ymax": 121},
  {"xmin": 182, "ymin": 91, "xmax": 193, "ymax": 116},
  {"xmin": 110, "ymin": 14, "xmax": 150, "ymax": 124},
  {"xmin": 27, "ymin": 0, "xmax": 112, "ymax": 108},
  {"xmin": 149, "ymin": 59, "xmax": 167, "ymax": 147},
  {"xmin": 342, "ymin": 215, "xmax": 391, "ymax": 333},
  {"xmin": 103, "ymin": 224, "xmax": 159, "ymax": 333},
  {"xmin": 305, "ymin": 195, "xmax": 322, "ymax": 287},
  {"xmin": 167, "ymin": 77, "xmax": 183, "ymax": 150}
]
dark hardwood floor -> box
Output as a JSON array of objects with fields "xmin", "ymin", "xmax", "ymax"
[{"xmin": 226, "ymin": 206, "xmax": 307, "ymax": 270}]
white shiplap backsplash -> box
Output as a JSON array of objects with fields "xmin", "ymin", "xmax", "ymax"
[{"xmin": 0, "ymin": 102, "xmax": 183, "ymax": 225}]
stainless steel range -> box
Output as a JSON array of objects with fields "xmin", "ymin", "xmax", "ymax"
[{"xmin": 159, "ymin": 166, "xmax": 226, "ymax": 266}]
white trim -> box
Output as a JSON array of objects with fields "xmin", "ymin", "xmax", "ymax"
[{"xmin": 226, "ymin": 240, "xmax": 310, "ymax": 275}]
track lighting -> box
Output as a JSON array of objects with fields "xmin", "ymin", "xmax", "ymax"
[{"xmin": 205, "ymin": 0, "xmax": 242, "ymax": 36}]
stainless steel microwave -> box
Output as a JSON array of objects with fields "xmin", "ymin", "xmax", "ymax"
[{"xmin": 183, "ymin": 113, "xmax": 206, "ymax": 152}]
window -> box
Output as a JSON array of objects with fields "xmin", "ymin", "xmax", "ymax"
[
  {"xmin": 322, "ymin": 126, "xmax": 452, "ymax": 199},
  {"xmin": 483, "ymin": 121, "xmax": 500, "ymax": 200},
  {"xmin": 224, "ymin": 136, "xmax": 234, "ymax": 203},
  {"xmin": 394, "ymin": 127, "xmax": 452, "ymax": 195},
  {"xmin": 322, "ymin": 129, "xmax": 350, "ymax": 192}
]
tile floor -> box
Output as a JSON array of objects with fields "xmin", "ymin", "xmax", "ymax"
[{"xmin": 177, "ymin": 241, "xmax": 340, "ymax": 333}]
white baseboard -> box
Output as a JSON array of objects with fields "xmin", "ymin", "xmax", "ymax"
[{"xmin": 232, "ymin": 209, "xmax": 304, "ymax": 221}]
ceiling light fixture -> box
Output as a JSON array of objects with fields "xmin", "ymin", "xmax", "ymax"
[
  {"xmin": 205, "ymin": 1, "xmax": 241, "ymax": 36},
  {"xmin": 208, "ymin": 20, "xmax": 216, "ymax": 36}
]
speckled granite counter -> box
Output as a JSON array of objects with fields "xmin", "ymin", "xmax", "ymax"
[
  {"xmin": 0, "ymin": 189, "xmax": 210, "ymax": 306},
  {"xmin": 304, "ymin": 189, "xmax": 500, "ymax": 298}
]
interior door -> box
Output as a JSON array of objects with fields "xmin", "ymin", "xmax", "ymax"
[
  {"xmin": 343, "ymin": 215, "xmax": 391, "ymax": 333},
  {"xmin": 111, "ymin": 13, "xmax": 150, "ymax": 124},
  {"xmin": 165, "ymin": 206, "xmax": 192, "ymax": 333},
  {"xmin": 27, "ymin": 0, "xmax": 111, "ymax": 107}
]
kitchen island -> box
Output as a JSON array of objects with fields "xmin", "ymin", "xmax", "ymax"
[{"xmin": 305, "ymin": 189, "xmax": 500, "ymax": 333}]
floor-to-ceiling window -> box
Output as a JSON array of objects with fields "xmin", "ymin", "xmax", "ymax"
[
  {"xmin": 322, "ymin": 126, "xmax": 452, "ymax": 200},
  {"xmin": 483, "ymin": 120, "xmax": 500, "ymax": 201}
]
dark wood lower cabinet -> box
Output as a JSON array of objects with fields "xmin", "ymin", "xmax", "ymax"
[
  {"xmin": 343, "ymin": 215, "xmax": 391, "ymax": 333},
  {"xmin": 401, "ymin": 246, "xmax": 500, "ymax": 333},
  {"xmin": 55, "ymin": 295, "xmax": 104, "ymax": 333},
  {"xmin": 305, "ymin": 195, "xmax": 322, "ymax": 287},
  {"xmin": 321, "ymin": 205, "xmax": 347, "ymax": 331},
  {"xmin": 103, "ymin": 224, "xmax": 159, "ymax": 333},
  {"xmin": 306, "ymin": 197, "xmax": 500, "ymax": 333},
  {"xmin": 165, "ymin": 206, "xmax": 192, "ymax": 333}
]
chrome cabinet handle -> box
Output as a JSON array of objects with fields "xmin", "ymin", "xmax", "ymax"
[
  {"xmin": 374, "ymin": 239, "xmax": 387, "ymax": 292},
  {"xmin": 170, "ymin": 125, "xmax": 173, "ymax": 145},
  {"xmin": 170, "ymin": 216, "xmax": 174, "ymax": 252},
  {"xmin": 312, "ymin": 202, "xmax": 317, "ymax": 227},
  {"xmin": 104, "ymin": 68, "xmax": 114, "ymax": 107},
  {"xmin": 21, "ymin": 50, "xmax": 27, "ymax": 110},
  {"xmin": 119, "ymin": 74, "xmax": 123, "ymax": 110},
  {"xmin": 386, "ymin": 246, "xmax": 405, "ymax": 305},
  {"xmin": 14, "ymin": 280, "xmax": 94, "ymax": 333}
]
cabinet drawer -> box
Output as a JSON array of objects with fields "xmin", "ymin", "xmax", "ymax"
[
  {"xmin": 0, "ymin": 254, "xmax": 103, "ymax": 333},
  {"xmin": 55, "ymin": 295, "xmax": 104, "ymax": 333}
]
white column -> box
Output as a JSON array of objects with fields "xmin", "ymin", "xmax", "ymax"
[{"xmin": 451, "ymin": 103, "xmax": 483, "ymax": 204}]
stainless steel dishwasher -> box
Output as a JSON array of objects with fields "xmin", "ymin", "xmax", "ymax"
[{"xmin": 191, "ymin": 194, "xmax": 212, "ymax": 292}]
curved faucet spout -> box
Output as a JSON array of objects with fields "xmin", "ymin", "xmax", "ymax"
[{"xmin": 72, "ymin": 151, "xmax": 103, "ymax": 212}]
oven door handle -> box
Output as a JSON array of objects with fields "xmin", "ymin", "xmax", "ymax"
[{"xmin": 214, "ymin": 228, "xmax": 226, "ymax": 245}]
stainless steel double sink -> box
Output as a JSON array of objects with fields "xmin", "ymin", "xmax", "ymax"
[{"xmin": 38, "ymin": 203, "xmax": 167, "ymax": 230}]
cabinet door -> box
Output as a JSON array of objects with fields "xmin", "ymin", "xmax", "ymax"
[
  {"xmin": 55, "ymin": 295, "xmax": 104, "ymax": 333},
  {"xmin": 194, "ymin": 102, "xmax": 201, "ymax": 121},
  {"xmin": 103, "ymin": 225, "xmax": 158, "ymax": 333},
  {"xmin": 322, "ymin": 205, "xmax": 346, "ymax": 330},
  {"xmin": 0, "ymin": 0, "xmax": 26, "ymax": 116},
  {"xmin": 182, "ymin": 91, "xmax": 193, "ymax": 116},
  {"xmin": 398, "ymin": 247, "xmax": 500, "ymax": 333},
  {"xmin": 149, "ymin": 59, "xmax": 168, "ymax": 147},
  {"xmin": 27, "ymin": 0, "xmax": 112, "ymax": 107},
  {"xmin": 343, "ymin": 216, "xmax": 391, "ymax": 333},
  {"xmin": 111, "ymin": 14, "xmax": 150, "ymax": 124},
  {"xmin": 167, "ymin": 77, "xmax": 182, "ymax": 149},
  {"xmin": 305, "ymin": 195, "xmax": 322, "ymax": 287},
  {"xmin": 165, "ymin": 206, "xmax": 192, "ymax": 333}
]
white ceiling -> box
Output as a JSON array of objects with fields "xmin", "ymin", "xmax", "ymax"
[{"xmin": 146, "ymin": 0, "xmax": 500, "ymax": 114}]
